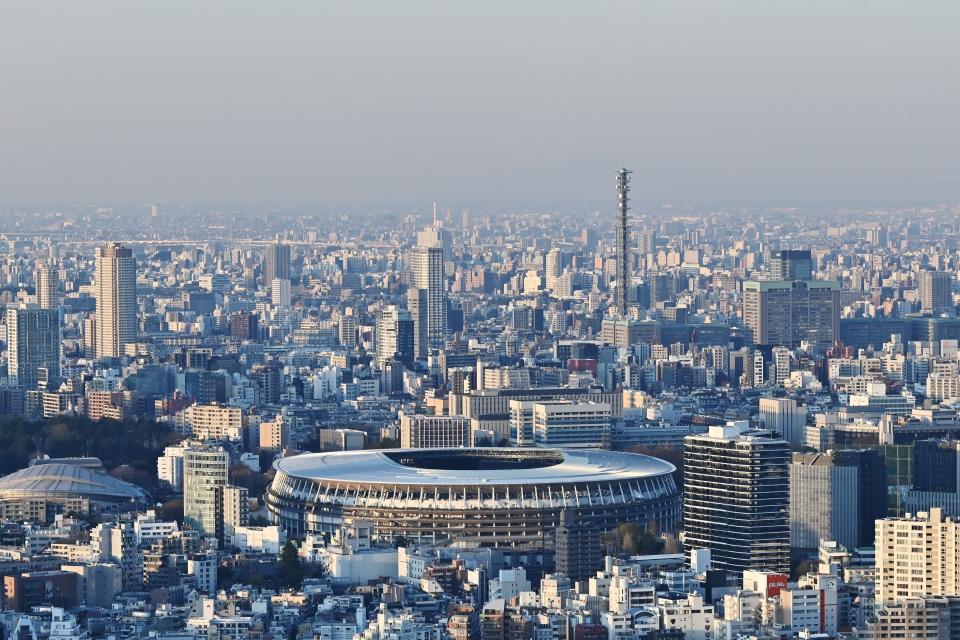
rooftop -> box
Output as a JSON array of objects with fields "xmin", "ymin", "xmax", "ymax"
[
  {"xmin": 0, "ymin": 463, "xmax": 145, "ymax": 501},
  {"xmin": 275, "ymin": 448, "xmax": 674, "ymax": 486}
]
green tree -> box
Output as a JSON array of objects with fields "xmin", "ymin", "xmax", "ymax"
[
  {"xmin": 229, "ymin": 463, "xmax": 268, "ymax": 497},
  {"xmin": 613, "ymin": 523, "xmax": 665, "ymax": 556},
  {"xmin": 365, "ymin": 436, "xmax": 399, "ymax": 449},
  {"xmin": 0, "ymin": 415, "xmax": 183, "ymax": 480},
  {"xmin": 258, "ymin": 450, "xmax": 275, "ymax": 473},
  {"xmin": 277, "ymin": 541, "xmax": 307, "ymax": 588},
  {"xmin": 160, "ymin": 498, "xmax": 184, "ymax": 524}
]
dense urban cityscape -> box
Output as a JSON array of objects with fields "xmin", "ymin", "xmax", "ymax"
[
  {"xmin": 0, "ymin": 191, "xmax": 959, "ymax": 639},
  {"xmin": 2, "ymin": 1, "xmax": 959, "ymax": 638}
]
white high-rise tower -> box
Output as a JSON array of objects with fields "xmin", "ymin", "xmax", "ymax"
[
  {"xmin": 409, "ymin": 228, "xmax": 447, "ymax": 355},
  {"xmin": 35, "ymin": 261, "xmax": 59, "ymax": 310}
]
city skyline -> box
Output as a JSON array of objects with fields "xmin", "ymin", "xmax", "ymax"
[{"xmin": 2, "ymin": 3, "xmax": 960, "ymax": 638}]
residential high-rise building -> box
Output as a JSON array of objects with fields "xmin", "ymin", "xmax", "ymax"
[
  {"xmin": 752, "ymin": 351, "xmax": 766, "ymax": 387},
  {"xmin": 5, "ymin": 306, "xmax": 60, "ymax": 390},
  {"xmin": 217, "ymin": 485, "xmax": 249, "ymax": 546},
  {"xmin": 338, "ymin": 309, "xmax": 357, "ymax": 348},
  {"xmin": 862, "ymin": 598, "xmax": 960, "ymax": 640},
  {"xmin": 866, "ymin": 225, "xmax": 889, "ymax": 247},
  {"xmin": 789, "ymin": 449, "xmax": 887, "ymax": 551},
  {"xmin": 228, "ymin": 310, "xmax": 258, "ymax": 340},
  {"xmin": 94, "ymin": 243, "xmax": 137, "ymax": 359},
  {"xmin": 35, "ymin": 262, "xmax": 59, "ymax": 310},
  {"xmin": 249, "ymin": 364, "xmax": 283, "ymax": 404},
  {"xmin": 184, "ymin": 404, "xmax": 245, "ymax": 441},
  {"xmin": 407, "ymin": 286, "xmax": 429, "ymax": 360},
  {"xmin": 545, "ymin": 248, "xmax": 562, "ymax": 292},
  {"xmin": 82, "ymin": 316, "xmax": 96, "ymax": 358},
  {"xmin": 555, "ymin": 509, "xmax": 605, "ymax": 584},
  {"xmin": 614, "ymin": 168, "xmax": 632, "ymax": 316},
  {"xmin": 876, "ymin": 508, "xmax": 960, "ymax": 604},
  {"xmin": 919, "ymin": 269, "xmax": 953, "ymax": 315},
  {"xmin": 375, "ymin": 305, "xmax": 414, "ymax": 368},
  {"xmin": 271, "ymin": 277, "xmax": 291, "ymax": 308},
  {"xmin": 263, "ymin": 243, "xmax": 291, "ymax": 298},
  {"xmin": 409, "ymin": 241, "xmax": 446, "ymax": 351},
  {"xmin": 183, "ymin": 444, "xmax": 229, "ymax": 537},
  {"xmin": 771, "ymin": 347, "xmax": 792, "ymax": 386},
  {"xmin": 925, "ymin": 371, "xmax": 960, "ymax": 403},
  {"xmin": 684, "ymin": 422, "xmax": 790, "ymax": 575},
  {"xmin": 637, "ymin": 227, "xmax": 655, "ymax": 256},
  {"xmin": 554, "ymin": 272, "xmax": 574, "ymax": 298},
  {"xmin": 447, "ymin": 604, "xmax": 479, "ymax": 640},
  {"xmin": 259, "ymin": 414, "xmax": 288, "ymax": 451},
  {"xmin": 157, "ymin": 444, "xmax": 187, "ymax": 491}
]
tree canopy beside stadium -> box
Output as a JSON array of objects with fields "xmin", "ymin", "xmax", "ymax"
[{"xmin": 0, "ymin": 415, "xmax": 182, "ymax": 477}]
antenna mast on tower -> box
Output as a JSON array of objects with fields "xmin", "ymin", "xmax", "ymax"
[{"xmin": 614, "ymin": 168, "xmax": 632, "ymax": 316}]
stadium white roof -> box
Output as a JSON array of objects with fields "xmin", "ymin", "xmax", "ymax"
[
  {"xmin": 0, "ymin": 463, "xmax": 145, "ymax": 500},
  {"xmin": 275, "ymin": 448, "xmax": 674, "ymax": 487}
]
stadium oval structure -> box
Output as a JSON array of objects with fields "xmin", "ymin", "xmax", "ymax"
[
  {"xmin": 0, "ymin": 462, "xmax": 146, "ymax": 522},
  {"xmin": 266, "ymin": 448, "xmax": 680, "ymax": 546}
]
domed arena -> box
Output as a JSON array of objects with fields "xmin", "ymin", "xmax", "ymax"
[{"xmin": 0, "ymin": 462, "xmax": 146, "ymax": 524}]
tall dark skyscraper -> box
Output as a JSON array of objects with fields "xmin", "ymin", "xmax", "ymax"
[
  {"xmin": 614, "ymin": 168, "xmax": 632, "ymax": 317},
  {"xmin": 264, "ymin": 243, "xmax": 291, "ymax": 297},
  {"xmin": 913, "ymin": 439, "xmax": 960, "ymax": 493},
  {"xmin": 790, "ymin": 449, "xmax": 887, "ymax": 551}
]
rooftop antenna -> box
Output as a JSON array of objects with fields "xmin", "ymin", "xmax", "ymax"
[{"xmin": 615, "ymin": 168, "xmax": 633, "ymax": 316}]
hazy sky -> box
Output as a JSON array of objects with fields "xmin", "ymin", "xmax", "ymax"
[{"xmin": 1, "ymin": 1, "xmax": 958, "ymax": 208}]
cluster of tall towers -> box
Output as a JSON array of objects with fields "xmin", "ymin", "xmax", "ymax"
[
  {"xmin": 7, "ymin": 261, "xmax": 62, "ymax": 388},
  {"xmin": 5, "ymin": 242, "xmax": 139, "ymax": 394},
  {"xmin": 375, "ymin": 222, "xmax": 450, "ymax": 368}
]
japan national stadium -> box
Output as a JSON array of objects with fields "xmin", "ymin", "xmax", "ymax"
[{"xmin": 266, "ymin": 448, "xmax": 680, "ymax": 547}]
